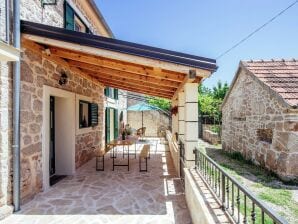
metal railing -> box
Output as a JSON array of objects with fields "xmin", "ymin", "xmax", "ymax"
[{"xmin": 193, "ymin": 148, "xmax": 287, "ymax": 224}]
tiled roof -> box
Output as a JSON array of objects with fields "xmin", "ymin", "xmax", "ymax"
[{"xmin": 243, "ymin": 59, "xmax": 298, "ymax": 107}]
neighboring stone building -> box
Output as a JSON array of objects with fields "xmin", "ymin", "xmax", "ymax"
[{"xmin": 222, "ymin": 60, "xmax": 298, "ymax": 182}]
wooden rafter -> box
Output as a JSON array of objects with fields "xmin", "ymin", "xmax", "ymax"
[
  {"xmin": 22, "ymin": 38, "xmax": 172, "ymax": 98},
  {"xmin": 81, "ymin": 69, "xmax": 175, "ymax": 95},
  {"xmin": 22, "ymin": 37, "xmax": 207, "ymax": 99},
  {"xmin": 81, "ymin": 69, "xmax": 176, "ymax": 94},
  {"xmin": 94, "ymin": 77, "xmax": 172, "ymax": 99},
  {"xmin": 68, "ymin": 60, "xmax": 180, "ymax": 88},
  {"xmin": 49, "ymin": 47, "xmax": 186, "ymax": 82}
]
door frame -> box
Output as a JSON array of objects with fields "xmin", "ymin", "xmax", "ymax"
[{"xmin": 42, "ymin": 85, "xmax": 76, "ymax": 191}]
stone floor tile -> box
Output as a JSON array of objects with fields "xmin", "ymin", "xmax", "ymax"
[{"xmin": 2, "ymin": 138, "xmax": 191, "ymax": 224}]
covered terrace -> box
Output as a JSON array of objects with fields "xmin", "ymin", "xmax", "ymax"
[
  {"xmin": 20, "ymin": 19, "xmax": 217, "ymax": 171},
  {"xmin": 7, "ymin": 20, "xmax": 218, "ymax": 223}
]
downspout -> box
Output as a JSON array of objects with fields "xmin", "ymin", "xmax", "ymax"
[{"xmin": 12, "ymin": 0, "xmax": 21, "ymax": 212}]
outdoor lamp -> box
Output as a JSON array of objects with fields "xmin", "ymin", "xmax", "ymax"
[{"xmin": 58, "ymin": 72, "xmax": 68, "ymax": 86}]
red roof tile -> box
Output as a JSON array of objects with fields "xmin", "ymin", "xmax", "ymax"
[{"xmin": 243, "ymin": 59, "xmax": 298, "ymax": 107}]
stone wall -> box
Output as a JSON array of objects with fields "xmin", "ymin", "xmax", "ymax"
[
  {"xmin": 0, "ymin": 61, "xmax": 13, "ymax": 218},
  {"xmin": 222, "ymin": 69, "xmax": 298, "ymax": 182},
  {"xmin": 0, "ymin": 0, "xmax": 13, "ymax": 217},
  {"xmin": 20, "ymin": 47, "xmax": 104, "ymax": 203},
  {"xmin": 203, "ymin": 130, "xmax": 220, "ymax": 145},
  {"xmin": 20, "ymin": 0, "xmax": 101, "ymax": 35},
  {"xmin": 127, "ymin": 110, "xmax": 170, "ymax": 137},
  {"xmin": 0, "ymin": 0, "xmax": 7, "ymax": 41}
]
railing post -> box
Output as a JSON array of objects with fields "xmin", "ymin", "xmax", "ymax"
[
  {"xmin": 222, "ymin": 173, "xmax": 226, "ymax": 210},
  {"xmin": 193, "ymin": 148, "xmax": 198, "ymax": 169}
]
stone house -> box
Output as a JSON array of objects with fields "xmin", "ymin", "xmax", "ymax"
[
  {"xmin": 0, "ymin": 0, "xmax": 128, "ymax": 218},
  {"xmin": 0, "ymin": 0, "xmax": 217, "ymax": 220},
  {"xmin": 221, "ymin": 60, "xmax": 298, "ymax": 182}
]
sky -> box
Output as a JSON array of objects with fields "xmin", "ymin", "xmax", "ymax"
[{"xmin": 95, "ymin": 0, "xmax": 298, "ymax": 88}]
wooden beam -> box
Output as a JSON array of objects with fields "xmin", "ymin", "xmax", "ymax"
[
  {"xmin": 95, "ymin": 77, "xmax": 172, "ymax": 99},
  {"xmin": 68, "ymin": 60, "xmax": 180, "ymax": 88},
  {"xmin": 79, "ymin": 68, "xmax": 176, "ymax": 94},
  {"xmin": 48, "ymin": 47, "xmax": 186, "ymax": 82},
  {"xmin": 93, "ymin": 74, "xmax": 173, "ymax": 98},
  {"xmin": 23, "ymin": 34, "xmax": 211, "ymax": 77}
]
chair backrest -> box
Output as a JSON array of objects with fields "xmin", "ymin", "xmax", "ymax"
[{"xmin": 137, "ymin": 127, "xmax": 146, "ymax": 136}]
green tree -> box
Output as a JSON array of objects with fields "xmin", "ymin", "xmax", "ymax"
[
  {"xmin": 212, "ymin": 81, "xmax": 229, "ymax": 100},
  {"xmin": 198, "ymin": 81, "xmax": 229, "ymax": 123},
  {"xmin": 147, "ymin": 97, "xmax": 170, "ymax": 111}
]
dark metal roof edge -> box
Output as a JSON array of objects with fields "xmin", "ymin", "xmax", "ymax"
[{"xmin": 21, "ymin": 20, "xmax": 217, "ymax": 72}]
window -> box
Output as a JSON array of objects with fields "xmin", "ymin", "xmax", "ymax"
[
  {"xmin": 79, "ymin": 100, "xmax": 98, "ymax": 128},
  {"xmin": 74, "ymin": 15, "xmax": 86, "ymax": 33},
  {"xmin": 64, "ymin": 2, "xmax": 89, "ymax": 33},
  {"xmin": 104, "ymin": 87, "xmax": 118, "ymax": 100}
]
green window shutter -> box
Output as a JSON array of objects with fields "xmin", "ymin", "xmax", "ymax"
[
  {"xmin": 104, "ymin": 87, "xmax": 110, "ymax": 97},
  {"xmin": 65, "ymin": 3, "xmax": 74, "ymax": 30},
  {"xmin": 105, "ymin": 108, "xmax": 110, "ymax": 143},
  {"xmin": 114, "ymin": 109, "xmax": 119, "ymax": 139},
  {"xmin": 114, "ymin": 89, "xmax": 118, "ymax": 100},
  {"xmin": 90, "ymin": 103, "xmax": 98, "ymax": 127}
]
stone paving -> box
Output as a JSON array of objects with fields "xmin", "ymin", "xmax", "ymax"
[{"xmin": 3, "ymin": 139, "xmax": 192, "ymax": 224}]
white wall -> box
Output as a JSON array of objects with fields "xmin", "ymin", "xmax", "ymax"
[{"xmin": 55, "ymin": 97, "xmax": 75, "ymax": 175}]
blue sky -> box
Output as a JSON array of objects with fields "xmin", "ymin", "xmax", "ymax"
[{"xmin": 96, "ymin": 0, "xmax": 298, "ymax": 88}]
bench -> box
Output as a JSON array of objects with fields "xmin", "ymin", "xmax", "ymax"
[
  {"xmin": 96, "ymin": 145, "xmax": 114, "ymax": 171},
  {"xmin": 139, "ymin": 144, "xmax": 150, "ymax": 172}
]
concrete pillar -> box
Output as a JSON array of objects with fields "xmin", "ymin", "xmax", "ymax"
[
  {"xmin": 178, "ymin": 92, "xmax": 185, "ymax": 142},
  {"xmin": 184, "ymin": 83, "xmax": 198, "ymax": 167}
]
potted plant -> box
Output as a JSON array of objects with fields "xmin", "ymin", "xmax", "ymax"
[{"xmin": 170, "ymin": 106, "xmax": 178, "ymax": 115}]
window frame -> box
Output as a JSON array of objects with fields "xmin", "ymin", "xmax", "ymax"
[
  {"xmin": 104, "ymin": 87, "xmax": 119, "ymax": 100},
  {"xmin": 79, "ymin": 100, "xmax": 92, "ymax": 129},
  {"xmin": 76, "ymin": 94, "xmax": 98, "ymax": 135},
  {"xmin": 64, "ymin": 1, "xmax": 90, "ymax": 33}
]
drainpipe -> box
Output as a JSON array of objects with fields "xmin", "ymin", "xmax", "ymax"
[{"xmin": 12, "ymin": 0, "xmax": 21, "ymax": 212}]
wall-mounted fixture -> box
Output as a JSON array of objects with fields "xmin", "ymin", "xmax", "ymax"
[
  {"xmin": 58, "ymin": 72, "xmax": 68, "ymax": 86},
  {"xmin": 189, "ymin": 70, "xmax": 196, "ymax": 79},
  {"xmin": 41, "ymin": 0, "xmax": 57, "ymax": 8}
]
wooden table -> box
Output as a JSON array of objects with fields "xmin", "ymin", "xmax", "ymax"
[{"xmin": 108, "ymin": 138, "xmax": 137, "ymax": 171}]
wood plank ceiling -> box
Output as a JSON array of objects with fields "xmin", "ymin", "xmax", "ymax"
[{"xmin": 21, "ymin": 38, "xmax": 203, "ymax": 99}]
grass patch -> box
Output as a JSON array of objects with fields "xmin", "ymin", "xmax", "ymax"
[
  {"xmin": 259, "ymin": 188, "xmax": 292, "ymax": 206},
  {"xmin": 203, "ymin": 146, "xmax": 298, "ymax": 223}
]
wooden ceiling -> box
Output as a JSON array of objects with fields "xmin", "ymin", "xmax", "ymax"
[{"xmin": 22, "ymin": 37, "xmax": 204, "ymax": 99}]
